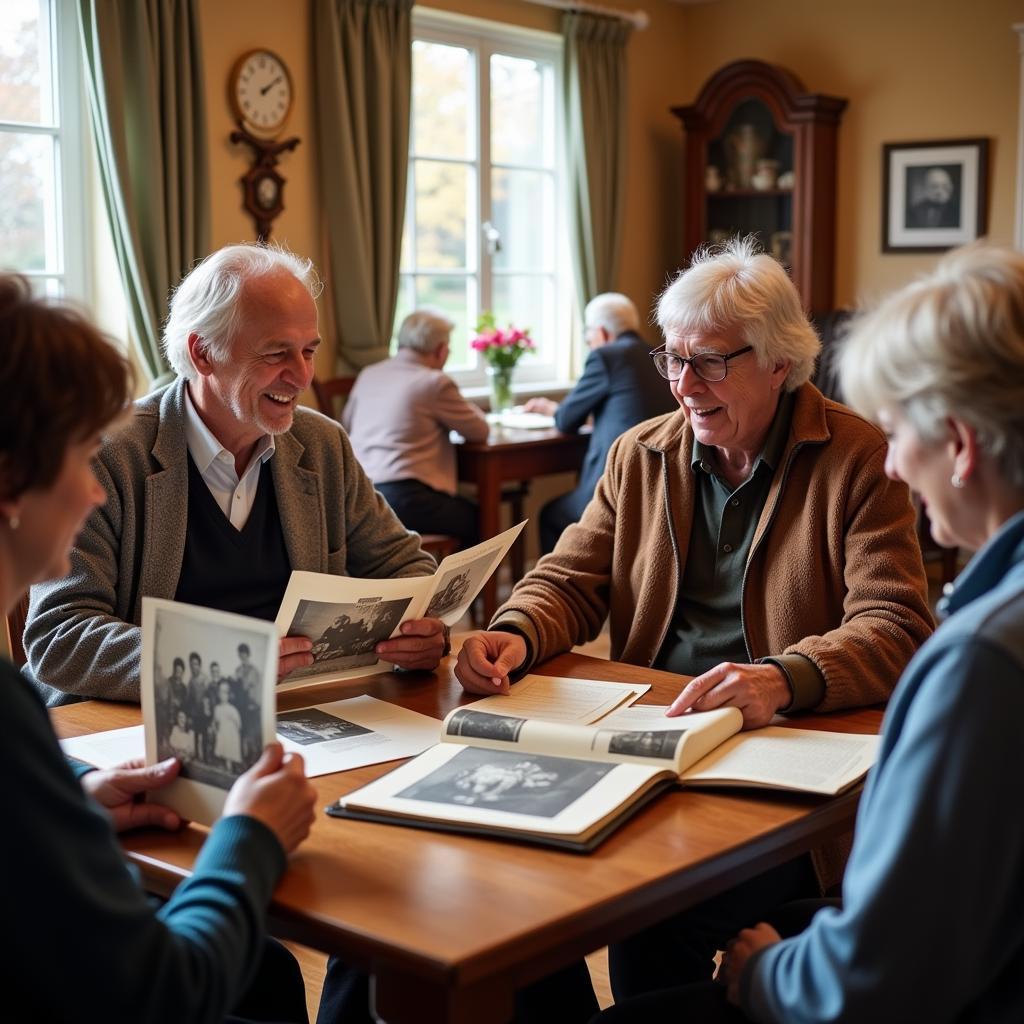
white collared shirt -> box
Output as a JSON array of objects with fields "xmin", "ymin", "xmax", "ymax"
[{"xmin": 183, "ymin": 386, "xmax": 276, "ymax": 531}]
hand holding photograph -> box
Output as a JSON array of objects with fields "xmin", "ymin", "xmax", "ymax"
[
  {"xmin": 275, "ymin": 522, "xmax": 527, "ymax": 687},
  {"xmin": 141, "ymin": 597, "xmax": 278, "ymax": 825}
]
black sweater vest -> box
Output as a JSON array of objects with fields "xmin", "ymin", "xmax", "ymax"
[{"xmin": 174, "ymin": 455, "xmax": 292, "ymax": 622}]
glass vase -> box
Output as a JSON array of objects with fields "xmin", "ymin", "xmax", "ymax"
[{"xmin": 487, "ymin": 364, "xmax": 514, "ymax": 414}]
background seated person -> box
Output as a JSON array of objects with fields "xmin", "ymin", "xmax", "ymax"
[
  {"xmin": 524, "ymin": 292, "xmax": 677, "ymax": 554},
  {"xmin": 0, "ymin": 274, "xmax": 317, "ymax": 1022},
  {"xmin": 596, "ymin": 243, "xmax": 1024, "ymax": 1024},
  {"xmin": 24, "ymin": 243, "xmax": 444, "ymax": 706},
  {"xmin": 456, "ymin": 237, "xmax": 934, "ymax": 1002},
  {"xmin": 343, "ymin": 308, "xmax": 489, "ymax": 548}
]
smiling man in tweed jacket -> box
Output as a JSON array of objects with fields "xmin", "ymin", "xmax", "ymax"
[{"xmin": 24, "ymin": 244, "xmax": 439, "ymax": 706}]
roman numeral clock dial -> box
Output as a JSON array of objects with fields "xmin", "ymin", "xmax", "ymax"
[{"xmin": 228, "ymin": 49, "xmax": 300, "ymax": 242}]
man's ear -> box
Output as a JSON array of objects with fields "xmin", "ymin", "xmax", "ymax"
[
  {"xmin": 186, "ymin": 333, "xmax": 215, "ymax": 377},
  {"xmin": 770, "ymin": 359, "xmax": 791, "ymax": 391}
]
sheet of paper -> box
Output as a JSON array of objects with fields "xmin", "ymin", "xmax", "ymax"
[
  {"xmin": 597, "ymin": 704, "xmax": 681, "ymax": 729},
  {"xmin": 492, "ymin": 409, "xmax": 556, "ymax": 429},
  {"xmin": 61, "ymin": 696, "xmax": 442, "ymax": 779},
  {"xmin": 467, "ymin": 674, "xmax": 649, "ymax": 725},
  {"xmin": 61, "ymin": 724, "xmax": 144, "ymax": 768},
  {"xmin": 276, "ymin": 695, "xmax": 440, "ymax": 777}
]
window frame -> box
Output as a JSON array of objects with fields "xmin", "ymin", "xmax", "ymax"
[
  {"xmin": 405, "ymin": 7, "xmax": 574, "ymax": 393},
  {"xmin": 0, "ymin": 0, "xmax": 89, "ymax": 300}
]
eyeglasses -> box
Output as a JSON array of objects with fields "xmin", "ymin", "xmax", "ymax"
[{"xmin": 649, "ymin": 344, "xmax": 753, "ymax": 382}]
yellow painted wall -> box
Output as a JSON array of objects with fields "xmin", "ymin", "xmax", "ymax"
[
  {"xmin": 678, "ymin": 0, "xmax": 1023, "ymax": 306},
  {"xmin": 198, "ymin": 0, "xmax": 1024, "ymax": 359}
]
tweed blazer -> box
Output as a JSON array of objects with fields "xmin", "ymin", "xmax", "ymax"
[
  {"xmin": 494, "ymin": 383, "xmax": 935, "ymax": 713},
  {"xmin": 25, "ymin": 379, "xmax": 436, "ymax": 705}
]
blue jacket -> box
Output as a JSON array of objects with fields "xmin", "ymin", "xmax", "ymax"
[
  {"xmin": 742, "ymin": 510, "xmax": 1024, "ymax": 1023},
  {"xmin": 554, "ymin": 331, "xmax": 677, "ymax": 508},
  {"xmin": 4, "ymin": 662, "xmax": 286, "ymax": 1021}
]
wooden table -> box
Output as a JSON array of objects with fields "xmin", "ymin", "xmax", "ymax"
[
  {"xmin": 455, "ymin": 426, "xmax": 589, "ymax": 621},
  {"xmin": 52, "ymin": 654, "xmax": 880, "ymax": 1024}
]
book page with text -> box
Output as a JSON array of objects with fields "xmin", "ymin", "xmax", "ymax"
[{"xmin": 465, "ymin": 674, "xmax": 650, "ymax": 725}]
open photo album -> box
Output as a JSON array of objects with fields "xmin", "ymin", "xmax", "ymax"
[
  {"xmin": 275, "ymin": 521, "xmax": 526, "ymax": 688},
  {"xmin": 330, "ymin": 697, "xmax": 880, "ymax": 852}
]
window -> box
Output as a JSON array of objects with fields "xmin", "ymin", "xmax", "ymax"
[
  {"xmin": 0, "ymin": 0, "xmax": 87, "ymax": 299},
  {"xmin": 399, "ymin": 10, "xmax": 572, "ymax": 388}
]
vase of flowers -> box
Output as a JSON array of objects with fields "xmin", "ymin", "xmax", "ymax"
[{"xmin": 470, "ymin": 312, "xmax": 535, "ymax": 413}]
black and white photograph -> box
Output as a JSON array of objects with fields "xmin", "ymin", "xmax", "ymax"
[
  {"xmin": 151, "ymin": 606, "xmax": 271, "ymax": 791},
  {"xmin": 425, "ymin": 549, "xmax": 497, "ymax": 620},
  {"xmin": 444, "ymin": 709, "xmax": 526, "ymax": 743},
  {"xmin": 397, "ymin": 747, "xmax": 615, "ymax": 817},
  {"xmin": 606, "ymin": 729, "xmax": 686, "ymax": 761},
  {"xmin": 882, "ymin": 138, "xmax": 988, "ymax": 252},
  {"xmin": 276, "ymin": 708, "xmax": 373, "ymax": 746},
  {"xmin": 285, "ymin": 595, "xmax": 412, "ymax": 678}
]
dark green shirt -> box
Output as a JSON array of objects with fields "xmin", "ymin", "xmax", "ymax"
[{"xmin": 654, "ymin": 391, "xmax": 825, "ymax": 710}]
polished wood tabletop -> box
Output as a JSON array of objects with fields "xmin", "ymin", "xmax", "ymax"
[
  {"xmin": 455, "ymin": 426, "xmax": 589, "ymax": 621},
  {"xmin": 52, "ymin": 653, "xmax": 881, "ymax": 1024}
]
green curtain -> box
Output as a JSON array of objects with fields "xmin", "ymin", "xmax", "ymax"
[
  {"xmin": 563, "ymin": 12, "xmax": 631, "ymax": 320},
  {"xmin": 78, "ymin": 0, "xmax": 209, "ymax": 382},
  {"xmin": 313, "ymin": 0, "xmax": 412, "ymax": 370}
]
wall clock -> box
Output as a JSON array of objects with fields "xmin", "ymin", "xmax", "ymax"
[
  {"xmin": 229, "ymin": 48, "xmax": 293, "ymax": 138},
  {"xmin": 228, "ymin": 49, "xmax": 300, "ymax": 241}
]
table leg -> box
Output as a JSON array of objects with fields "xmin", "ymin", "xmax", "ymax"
[
  {"xmin": 371, "ymin": 968, "xmax": 514, "ymax": 1024},
  {"xmin": 476, "ymin": 463, "xmax": 502, "ymax": 623}
]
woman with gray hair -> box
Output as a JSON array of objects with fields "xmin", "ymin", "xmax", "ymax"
[
  {"xmin": 456, "ymin": 236, "xmax": 934, "ymax": 1004},
  {"xmin": 594, "ymin": 242, "xmax": 1024, "ymax": 1024}
]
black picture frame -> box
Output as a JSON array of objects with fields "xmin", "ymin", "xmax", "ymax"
[{"xmin": 882, "ymin": 138, "xmax": 989, "ymax": 253}]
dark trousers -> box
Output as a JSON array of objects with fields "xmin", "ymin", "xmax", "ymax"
[
  {"xmin": 226, "ymin": 937, "xmax": 309, "ymax": 1023},
  {"xmin": 608, "ymin": 856, "xmax": 818, "ymax": 1001},
  {"xmin": 316, "ymin": 956, "xmax": 599, "ymax": 1024},
  {"xmin": 539, "ymin": 487, "xmax": 591, "ymax": 555},
  {"xmin": 591, "ymin": 898, "xmax": 838, "ymax": 1023},
  {"xmin": 376, "ymin": 479, "xmax": 479, "ymax": 549}
]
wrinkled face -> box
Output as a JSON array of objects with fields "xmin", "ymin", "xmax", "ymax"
[
  {"xmin": 878, "ymin": 406, "xmax": 967, "ymax": 550},
  {"xmin": 5, "ymin": 435, "xmax": 107, "ymax": 586},
  {"xmin": 202, "ymin": 269, "xmax": 320, "ymax": 446},
  {"xmin": 666, "ymin": 331, "xmax": 788, "ymax": 459},
  {"xmin": 923, "ymin": 168, "xmax": 954, "ymax": 204}
]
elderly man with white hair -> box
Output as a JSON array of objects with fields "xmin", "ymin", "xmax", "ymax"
[
  {"xmin": 524, "ymin": 291, "xmax": 676, "ymax": 553},
  {"xmin": 343, "ymin": 308, "xmax": 489, "ymax": 547},
  {"xmin": 456, "ymin": 238, "xmax": 935, "ymax": 1007},
  {"xmin": 25, "ymin": 243, "xmax": 446, "ymax": 706}
]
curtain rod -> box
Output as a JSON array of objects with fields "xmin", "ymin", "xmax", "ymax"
[{"xmin": 521, "ymin": 0, "xmax": 650, "ymax": 31}]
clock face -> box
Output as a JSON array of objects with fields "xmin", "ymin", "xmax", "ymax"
[{"xmin": 231, "ymin": 49, "xmax": 292, "ymax": 136}]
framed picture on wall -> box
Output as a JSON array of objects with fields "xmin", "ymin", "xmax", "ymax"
[{"xmin": 882, "ymin": 138, "xmax": 989, "ymax": 253}]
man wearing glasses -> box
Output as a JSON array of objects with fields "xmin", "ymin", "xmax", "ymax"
[{"xmin": 455, "ymin": 238, "xmax": 933, "ymax": 1008}]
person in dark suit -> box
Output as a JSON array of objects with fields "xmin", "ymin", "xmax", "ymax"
[{"xmin": 525, "ymin": 293, "xmax": 677, "ymax": 553}]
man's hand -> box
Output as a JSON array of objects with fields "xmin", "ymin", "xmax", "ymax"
[
  {"xmin": 718, "ymin": 922, "xmax": 782, "ymax": 1005},
  {"xmin": 667, "ymin": 662, "xmax": 791, "ymax": 729},
  {"xmin": 455, "ymin": 631, "xmax": 527, "ymax": 694},
  {"xmin": 522, "ymin": 397, "xmax": 558, "ymax": 416},
  {"xmin": 223, "ymin": 743, "xmax": 316, "ymax": 854},
  {"xmin": 279, "ymin": 635, "xmax": 313, "ymax": 680},
  {"xmin": 376, "ymin": 617, "xmax": 447, "ymax": 671},
  {"xmin": 80, "ymin": 758, "xmax": 183, "ymax": 833}
]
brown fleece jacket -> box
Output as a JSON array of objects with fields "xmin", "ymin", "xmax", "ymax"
[{"xmin": 494, "ymin": 383, "xmax": 934, "ymax": 712}]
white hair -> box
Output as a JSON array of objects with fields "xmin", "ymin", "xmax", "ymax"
[
  {"xmin": 584, "ymin": 293, "xmax": 640, "ymax": 337},
  {"xmin": 397, "ymin": 308, "xmax": 454, "ymax": 354},
  {"xmin": 162, "ymin": 243, "xmax": 321, "ymax": 379},
  {"xmin": 656, "ymin": 236, "xmax": 820, "ymax": 390},
  {"xmin": 840, "ymin": 243, "xmax": 1024, "ymax": 489}
]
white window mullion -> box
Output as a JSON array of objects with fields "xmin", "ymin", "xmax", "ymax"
[{"xmin": 476, "ymin": 41, "xmax": 490, "ymax": 324}]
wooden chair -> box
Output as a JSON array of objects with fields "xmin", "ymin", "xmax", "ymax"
[
  {"xmin": 311, "ymin": 375, "xmax": 357, "ymax": 421},
  {"xmin": 5, "ymin": 593, "xmax": 29, "ymax": 668}
]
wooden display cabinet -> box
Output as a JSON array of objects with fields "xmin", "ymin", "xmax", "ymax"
[{"xmin": 672, "ymin": 60, "xmax": 847, "ymax": 317}]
